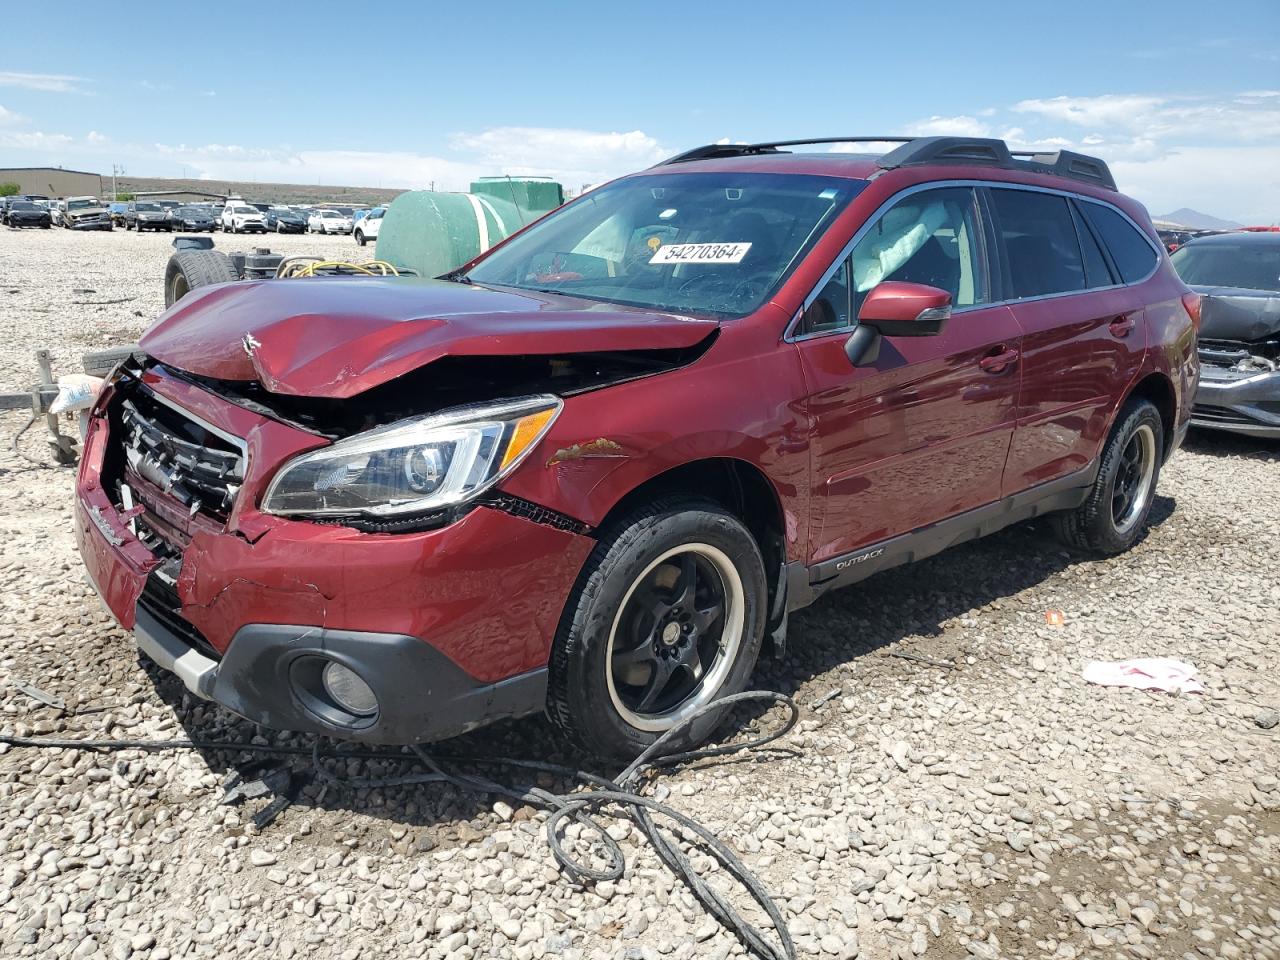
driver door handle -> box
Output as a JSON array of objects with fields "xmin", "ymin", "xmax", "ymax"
[{"xmin": 979, "ymin": 346, "xmax": 1019, "ymax": 374}]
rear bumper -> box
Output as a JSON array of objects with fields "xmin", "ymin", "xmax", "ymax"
[{"xmin": 1192, "ymin": 370, "xmax": 1280, "ymax": 438}]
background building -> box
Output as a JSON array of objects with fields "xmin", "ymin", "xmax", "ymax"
[{"xmin": 0, "ymin": 167, "xmax": 104, "ymax": 198}]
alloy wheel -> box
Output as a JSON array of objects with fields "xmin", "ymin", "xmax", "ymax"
[
  {"xmin": 1112, "ymin": 423, "xmax": 1156, "ymax": 535},
  {"xmin": 605, "ymin": 543, "xmax": 744, "ymax": 732}
]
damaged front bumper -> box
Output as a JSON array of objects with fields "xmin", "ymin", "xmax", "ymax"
[
  {"xmin": 75, "ymin": 367, "xmax": 595, "ymax": 744},
  {"xmin": 1192, "ymin": 368, "xmax": 1280, "ymax": 438}
]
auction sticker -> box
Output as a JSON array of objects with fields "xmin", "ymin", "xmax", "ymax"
[{"xmin": 650, "ymin": 242, "xmax": 751, "ymax": 265}]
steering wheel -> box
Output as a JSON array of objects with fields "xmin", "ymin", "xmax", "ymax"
[{"xmin": 676, "ymin": 273, "xmax": 765, "ymax": 306}]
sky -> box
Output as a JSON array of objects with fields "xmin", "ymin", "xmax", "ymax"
[{"xmin": 2, "ymin": 1, "xmax": 1278, "ymax": 221}]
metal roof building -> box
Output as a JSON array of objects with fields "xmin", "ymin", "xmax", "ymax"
[{"xmin": 0, "ymin": 167, "xmax": 104, "ymax": 199}]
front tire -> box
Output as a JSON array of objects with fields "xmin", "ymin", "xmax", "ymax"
[
  {"xmin": 1053, "ymin": 399, "xmax": 1163, "ymax": 555},
  {"xmin": 547, "ymin": 499, "xmax": 766, "ymax": 759}
]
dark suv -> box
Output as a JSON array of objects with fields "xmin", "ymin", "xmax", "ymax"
[{"xmin": 75, "ymin": 136, "xmax": 1198, "ymax": 758}]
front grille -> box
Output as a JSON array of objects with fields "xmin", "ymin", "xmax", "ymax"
[
  {"xmin": 138, "ymin": 575, "xmax": 221, "ymax": 661},
  {"xmin": 119, "ymin": 387, "xmax": 245, "ymax": 521},
  {"xmin": 1192, "ymin": 404, "xmax": 1257, "ymax": 426}
]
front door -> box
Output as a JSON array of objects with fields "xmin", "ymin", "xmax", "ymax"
[{"xmin": 793, "ymin": 185, "xmax": 1023, "ymax": 567}]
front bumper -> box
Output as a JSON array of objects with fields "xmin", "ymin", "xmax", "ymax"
[
  {"xmin": 69, "ymin": 218, "xmax": 113, "ymax": 230},
  {"xmin": 1192, "ymin": 369, "xmax": 1280, "ymax": 438},
  {"xmin": 75, "ymin": 369, "xmax": 595, "ymax": 743}
]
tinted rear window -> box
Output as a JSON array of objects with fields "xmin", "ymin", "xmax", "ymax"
[
  {"xmin": 991, "ymin": 189, "xmax": 1086, "ymax": 299},
  {"xmin": 1081, "ymin": 203, "xmax": 1157, "ymax": 284}
]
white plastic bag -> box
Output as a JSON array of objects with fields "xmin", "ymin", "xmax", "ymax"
[{"xmin": 49, "ymin": 374, "xmax": 105, "ymax": 415}]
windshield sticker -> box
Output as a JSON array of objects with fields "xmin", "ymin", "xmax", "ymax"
[{"xmin": 650, "ymin": 242, "xmax": 752, "ymax": 265}]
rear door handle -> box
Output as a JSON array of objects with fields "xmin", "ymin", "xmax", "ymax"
[
  {"xmin": 979, "ymin": 347, "xmax": 1019, "ymax": 374},
  {"xmin": 1109, "ymin": 314, "xmax": 1137, "ymax": 338}
]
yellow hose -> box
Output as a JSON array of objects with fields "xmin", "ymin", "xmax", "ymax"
[{"xmin": 275, "ymin": 258, "xmax": 400, "ymax": 279}]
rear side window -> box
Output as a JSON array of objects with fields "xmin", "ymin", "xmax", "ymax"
[
  {"xmin": 1080, "ymin": 202, "xmax": 1158, "ymax": 284},
  {"xmin": 1069, "ymin": 202, "xmax": 1115, "ymax": 288},
  {"xmin": 990, "ymin": 189, "xmax": 1086, "ymax": 299}
]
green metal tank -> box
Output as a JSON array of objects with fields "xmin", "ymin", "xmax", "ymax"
[
  {"xmin": 374, "ymin": 179, "xmax": 564, "ymax": 278},
  {"xmin": 469, "ymin": 177, "xmax": 564, "ymax": 215}
]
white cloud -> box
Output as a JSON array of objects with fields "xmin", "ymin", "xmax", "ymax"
[
  {"xmin": 449, "ymin": 126, "xmax": 668, "ymax": 186},
  {"xmin": 0, "ymin": 130, "xmax": 74, "ymax": 150},
  {"xmin": 0, "ymin": 71, "xmax": 91, "ymax": 94},
  {"xmin": 1110, "ymin": 145, "xmax": 1280, "ymax": 223},
  {"xmin": 906, "ymin": 115, "xmax": 991, "ymax": 137},
  {"xmin": 1014, "ymin": 94, "xmax": 1165, "ymax": 127},
  {"xmin": 0, "ymin": 104, "xmax": 25, "ymax": 126}
]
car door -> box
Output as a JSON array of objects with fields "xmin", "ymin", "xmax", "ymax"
[
  {"xmin": 793, "ymin": 185, "xmax": 1024, "ymax": 567},
  {"xmin": 988, "ymin": 187, "xmax": 1148, "ymax": 489}
]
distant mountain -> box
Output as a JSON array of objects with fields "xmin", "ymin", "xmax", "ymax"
[{"xmin": 1154, "ymin": 208, "xmax": 1244, "ymax": 230}]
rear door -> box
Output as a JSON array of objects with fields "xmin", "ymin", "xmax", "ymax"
[
  {"xmin": 794, "ymin": 185, "xmax": 1024, "ymax": 566},
  {"xmin": 989, "ymin": 187, "xmax": 1147, "ymax": 489}
]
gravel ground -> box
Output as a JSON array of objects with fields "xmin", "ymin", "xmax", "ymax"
[{"xmin": 1, "ymin": 225, "xmax": 1278, "ymax": 960}]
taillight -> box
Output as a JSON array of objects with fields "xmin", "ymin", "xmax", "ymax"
[{"xmin": 1181, "ymin": 292, "xmax": 1202, "ymax": 330}]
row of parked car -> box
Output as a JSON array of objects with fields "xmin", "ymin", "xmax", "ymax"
[{"xmin": 0, "ymin": 193, "xmax": 385, "ymax": 244}]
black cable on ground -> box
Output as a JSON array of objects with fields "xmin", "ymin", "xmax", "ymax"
[{"xmin": 2, "ymin": 690, "xmax": 799, "ymax": 960}]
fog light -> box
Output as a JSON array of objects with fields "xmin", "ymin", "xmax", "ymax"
[{"xmin": 321, "ymin": 662, "xmax": 378, "ymax": 716}]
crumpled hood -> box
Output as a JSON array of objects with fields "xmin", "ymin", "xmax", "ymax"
[
  {"xmin": 1192, "ymin": 284, "xmax": 1280, "ymax": 342},
  {"xmin": 139, "ymin": 277, "xmax": 719, "ymax": 398}
]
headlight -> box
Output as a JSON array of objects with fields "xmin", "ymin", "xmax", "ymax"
[{"xmin": 262, "ymin": 395, "xmax": 560, "ymax": 519}]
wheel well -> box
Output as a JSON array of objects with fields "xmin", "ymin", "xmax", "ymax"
[
  {"xmin": 1125, "ymin": 373, "xmax": 1177, "ymax": 460},
  {"xmin": 599, "ymin": 458, "xmax": 788, "ymax": 646}
]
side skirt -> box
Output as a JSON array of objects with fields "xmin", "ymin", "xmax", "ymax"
[{"xmin": 786, "ymin": 464, "xmax": 1098, "ymax": 611}]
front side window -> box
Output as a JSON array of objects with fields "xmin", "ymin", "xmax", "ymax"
[
  {"xmin": 466, "ymin": 172, "xmax": 863, "ymax": 318},
  {"xmin": 1081, "ymin": 202, "xmax": 1158, "ymax": 284},
  {"xmin": 797, "ymin": 186, "xmax": 984, "ymax": 336},
  {"xmin": 991, "ymin": 189, "xmax": 1087, "ymax": 299}
]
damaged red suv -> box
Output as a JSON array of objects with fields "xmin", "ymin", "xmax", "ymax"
[{"xmin": 76, "ymin": 137, "xmax": 1199, "ymax": 757}]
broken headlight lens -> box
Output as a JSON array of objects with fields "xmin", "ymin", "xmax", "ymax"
[{"xmin": 262, "ymin": 395, "xmax": 561, "ymax": 519}]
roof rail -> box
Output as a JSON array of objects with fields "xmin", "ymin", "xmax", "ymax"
[
  {"xmin": 656, "ymin": 137, "xmax": 912, "ymax": 166},
  {"xmin": 1008, "ymin": 149, "xmax": 1117, "ymax": 191},
  {"xmin": 658, "ymin": 135, "xmax": 1117, "ymax": 191}
]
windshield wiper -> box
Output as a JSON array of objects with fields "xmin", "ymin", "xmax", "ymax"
[{"xmin": 439, "ymin": 270, "xmax": 472, "ymax": 284}]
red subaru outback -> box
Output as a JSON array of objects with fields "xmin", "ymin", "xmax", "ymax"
[{"xmin": 76, "ymin": 137, "xmax": 1199, "ymax": 757}]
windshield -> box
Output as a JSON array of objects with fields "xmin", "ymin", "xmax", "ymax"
[
  {"xmin": 322, "ymin": 211, "xmax": 340, "ymax": 218},
  {"xmin": 13, "ymin": 201, "xmax": 37, "ymax": 210},
  {"xmin": 175, "ymin": 206, "xmax": 203, "ymax": 215},
  {"xmin": 136, "ymin": 203, "xmax": 161, "ymax": 212},
  {"xmin": 466, "ymin": 172, "xmax": 862, "ymax": 317},
  {"xmin": 1171, "ymin": 241, "xmax": 1280, "ymax": 292},
  {"xmin": 69, "ymin": 199, "xmax": 97, "ymax": 210}
]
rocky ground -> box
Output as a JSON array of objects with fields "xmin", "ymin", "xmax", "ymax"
[{"xmin": 0, "ymin": 225, "xmax": 1277, "ymax": 960}]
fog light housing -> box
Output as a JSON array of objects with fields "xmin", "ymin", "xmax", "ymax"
[{"xmin": 321, "ymin": 662, "xmax": 378, "ymax": 716}]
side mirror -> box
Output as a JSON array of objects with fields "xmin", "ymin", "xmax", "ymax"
[{"xmin": 857, "ymin": 281, "xmax": 953, "ymax": 337}]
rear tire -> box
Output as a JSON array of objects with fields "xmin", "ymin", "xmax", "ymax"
[
  {"xmin": 547, "ymin": 498, "xmax": 766, "ymax": 759},
  {"xmin": 355, "ymin": 230, "xmax": 366, "ymax": 246},
  {"xmin": 164, "ymin": 249, "xmax": 241, "ymax": 307},
  {"xmin": 1052, "ymin": 399, "xmax": 1163, "ymax": 556}
]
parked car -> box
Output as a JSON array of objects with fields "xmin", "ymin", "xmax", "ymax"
[
  {"xmin": 168, "ymin": 205, "xmax": 217, "ymax": 232},
  {"xmin": 62, "ymin": 196, "xmax": 113, "ymax": 230},
  {"xmin": 4, "ymin": 199, "xmax": 52, "ymax": 228},
  {"xmin": 308, "ymin": 209, "xmax": 352, "ymax": 234},
  {"xmin": 221, "ymin": 202, "xmax": 268, "ymax": 234},
  {"xmin": 108, "ymin": 202, "xmax": 129, "ymax": 227},
  {"xmin": 74, "ymin": 135, "xmax": 1198, "ymax": 758},
  {"xmin": 266, "ymin": 206, "xmax": 307, "ymax": 233},
  {"xmin": 353, "ymin": 206, "xmax": 384, "ymax": 245},
  {"xmin": 1171, "ymin": 231, "xmax": 1280, "ymax": 437},
  {"xmin": 127, "ymin": 201, "xmax": 172, "ymax": 232}
]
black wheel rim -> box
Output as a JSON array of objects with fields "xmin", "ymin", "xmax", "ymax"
[
  {"xmin": 1111, "ymin": 423, "xmax": 1156, "ymax": 533},
  {"xmin": 607, "ymin": 545, "xmax": 741, "ymax": 727}
]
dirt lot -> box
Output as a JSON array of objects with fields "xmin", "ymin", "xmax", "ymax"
[{"xmin": 1, "ymin": 225, "xmax": 1278, "ymax": 960}]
